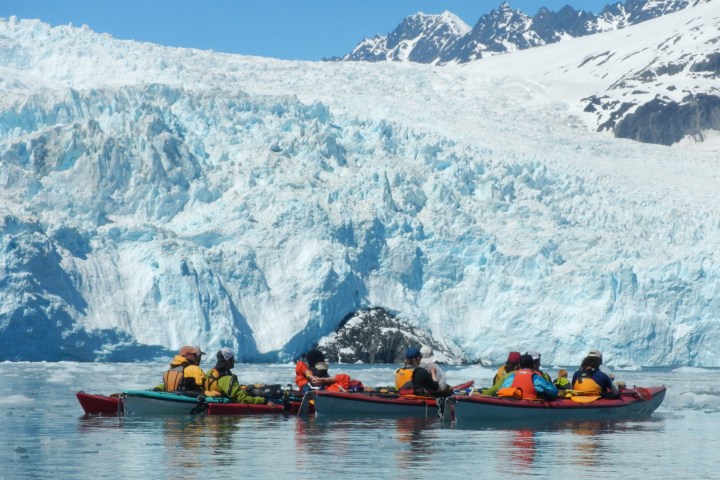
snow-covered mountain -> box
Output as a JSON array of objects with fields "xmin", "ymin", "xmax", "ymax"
[
  {"xmin": 0, "ymin": 1, "xmax": 719, "ymax": 366},
  {"xmin": 340, "ymin": 0, "xmax": 704, "ymax": 64},
  {"xmin": 343, "ymin": 0, "xmax": 719, "ymax": 146},
  {"xmin": 336, "ymin": 11, "xmax": 471, "ymax": 63}
]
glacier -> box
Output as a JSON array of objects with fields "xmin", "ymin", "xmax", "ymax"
[{"xmin": 0, "ymin": 1, "xmax": 719, "ymax": 366}]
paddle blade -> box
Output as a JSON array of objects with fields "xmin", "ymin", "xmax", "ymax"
[
  {"xmin": 635, "ymin": 387, "xmax": 652, "ymax": 401},
  {"xmin": 570, "ymin": 395, "xmax": 601, "ymax": 403}
]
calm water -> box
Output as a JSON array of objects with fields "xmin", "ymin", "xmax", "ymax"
[{"xmin": 1, "ymin": 362, "xmax": 718, "ymax": 479}]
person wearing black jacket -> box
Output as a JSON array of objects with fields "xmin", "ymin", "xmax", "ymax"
[{"xmin": 410, "ymin": 350, "xmax": 453, "ymax": 397}]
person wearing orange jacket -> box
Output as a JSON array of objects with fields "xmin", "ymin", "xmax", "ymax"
[
  {"xmin": 499, "ymin": 354, "xmax": 558, "ymax": 400},
  {"xmin": 295, "ymin": 349, "xmax": 350, "ymax": 393}
]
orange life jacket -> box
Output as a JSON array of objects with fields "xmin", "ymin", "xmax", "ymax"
[
  {"xmin": 510, "ymin": 369, "xmax": 538, "ymax": 400},
  {"xmin": 395, "ymin": 367, "xmax": 415, "ymax": 390},
  {"xmin": 163, "ymin": 363, "xmax": 205, "ymax": 392}
]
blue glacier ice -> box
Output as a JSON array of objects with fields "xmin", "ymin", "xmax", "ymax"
[{"xmin": 0, "ymin": 5, "xmax": 719, "ymax": 366}]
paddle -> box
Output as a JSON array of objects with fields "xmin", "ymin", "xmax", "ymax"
[
  {"xmin": 297, "ymin": 391, "xmax": 313, "ymax": 417},
  {"xmin": 635, "ymin": 387, "xmax": 652, "ymax": 401}
]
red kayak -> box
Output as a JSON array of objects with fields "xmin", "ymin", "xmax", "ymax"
[
  {"xmin": 76, "ymin": 392, "xmax": 123, "ymax": 415},
  {"xmin": 453, "ymin": 386, "xmax": 666, "ymax": 424}
]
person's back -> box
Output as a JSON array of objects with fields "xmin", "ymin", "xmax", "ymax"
[
  {"xmin": 206, "ymin": 348, "xmax": 267, "ymax": 404},
  {"xmin": 163, "ymin": 346, "xmax": 206, "ymax": 392},
  {"xmin": 419, "ymin": 345, "xmax": 448, "ymax": 390},
  {"xmin": 206, "ymin": 347, "xmax": 235, "ymax": 394},
  {"xmin": 493, "ymin": 351, "xmax": 521, "ymax": 385},
  {"xmin": 554, "ymin": 369, "xmax": 570, "ymax": 390},
  {"xmin": 396, "ymin": 347, "xmax": 421, "ymax": 393},
  {"xmin": 411, "ymin": 365, "xmax": 452, "ymax": 397},
  {"xmin": 572, "ymin": 355, "xmax": 616, "ymax": 396},
  {"xmin": 501, "ymin": 354, "xmax": 558, "ymax": 400}
]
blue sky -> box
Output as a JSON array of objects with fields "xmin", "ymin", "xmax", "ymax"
[{"xmin": 1, "ymin": 1, "xmax": 613, "ymax": 60}]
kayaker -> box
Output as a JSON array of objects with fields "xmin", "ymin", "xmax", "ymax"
[
  {"xmin": 499, "ymin": 354, "xmax": 558, "ymax": 400},
  {"xmin": 397, "ymin": 346, "xmax": 452, "ymax": 397},
  {"xmin": 587, "ymin": 349, "xmax": 621, "ymax": 386},
  {"xmin": 572, "ymin": 354, "xmax": 619, "ymax": 396},
  {"xmin": 161, "ymin": 345, "xmax": 206, "ymax": 392},
  {"xmin": 554, "ymin": 369, "xmax": 570, "ymax": 391},
  {"xmin": 310, "ymin": 361, "xmax": 353, "ymax": 392},
  {"xmin": 295, "ymin": 349, "xmax": 351, "ymax": 393},
  {"xmin": 493, "ymin": 351, "xmax": 521, "ymax": 384},
  {"xmin": 526, "ymin": 350, "xmax": 552, "ymax": 382},
  {"xmin": 419, "ymin": 345, "xmax": 448, "ymax": 390},
  {"xmin": 396, "ymin": 347, "xmax": 421, "ymax": 393},
  {"xmin": 295, "ymin": 348, "xmax": 324, "ymax": 393},
  {"xmin": 205, "ymin": 348, "xmax": 271, "ymax": 404}
]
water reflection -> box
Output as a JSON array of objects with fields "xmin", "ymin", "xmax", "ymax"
[
  {"xmin": 294, "ymin": 416, "xmax": 444, "ymax": 473},
  {"xmin": 394, "ymin": 417, "xmax": 438, "ymax": 469},
  {"xmin": 505, "ymin": 429, "xmax": 537, "ymax": 469},
  {"xmin": 455, "ymin": 417, "xmax": 665, "ymax": 470}
]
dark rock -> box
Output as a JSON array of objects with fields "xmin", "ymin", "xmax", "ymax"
[
  {"xmin": 312, "ymin": 307, "xmax": 465, "ymax": 364},
  {"xmin": 614, "ymin": 94, "xmax": 720, "ymax": 145}
]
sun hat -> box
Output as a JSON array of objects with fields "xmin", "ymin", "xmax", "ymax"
[
  {"xmin": 405, "ymin": 347, "xmax": 421, "ymax": 359},
  {"xmin": 420, "ymin": 345, "xmax": 434, "ymax": 359},
  {"xmin": 507, "ymin": 351, "xmax": 521, "ymax": 363},
  {"xmin": 179, "ymin": 346, "xmax": 202, "ymax": 358}
]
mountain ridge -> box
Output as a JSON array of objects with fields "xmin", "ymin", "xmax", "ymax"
[{"xmin": 337, "ymin": 0, "xmax": 707, "ymax": 65}]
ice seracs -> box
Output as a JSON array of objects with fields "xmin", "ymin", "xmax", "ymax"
[{"xmin": 0, "ymin": 1, "xmax": 719, "ymax": 365}]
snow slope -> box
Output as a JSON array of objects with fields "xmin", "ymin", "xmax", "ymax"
[{"xmin": 0, "ymin": 1, "xmax": 718, "ymax": 365}]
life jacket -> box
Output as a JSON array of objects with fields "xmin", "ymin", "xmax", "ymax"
[
  {"xmin": 573, "ymin": 370, "xmax": 602, "ymax": 395},
  {"xmin": 510, "ymin": 369, "xmax": 538, "ymax": 400},
  {"xmin": 555, "ymin": 377, "xmax": 570, "ymax": 388},
  {"xmin": 163, "ymin": 355, "xmax": 205, "ymax": 392},
  {"xmin": 205, "ymin": 367, "xmax": 230, "ymax": 394},
  {"xmin": 493, "ymin": 365, "xmax": 509, "ymax": 385},
  {"xmin": 163, "ymin": 365, "xmax": 185, "ymax": 391},
  {"xmin": 395, "ymin": 366, "xmax": 415, "ymax": 391},
  {"xmin": 295, "ymin": 361, "xmax": 311, "ymax": 389}
]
